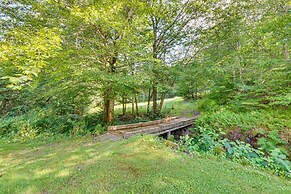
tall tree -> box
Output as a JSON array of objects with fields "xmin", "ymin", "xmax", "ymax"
[
  {"xmin": 146, "ymin": 0, "xmax": 207, "ymax": 113},
  {"xmin": 69, "ymin": 0, "xmax": 147, "ymax": 123}
]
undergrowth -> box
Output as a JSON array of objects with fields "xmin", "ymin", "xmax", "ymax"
[
  {"xmin": 0, "ymin": 107, "xmax": 106, "ymax": 141},
  {"xmin": 179, "ymin": 131, "xmax": 291, "ymax": 179},
  {"xmin": 196, "ymin": 109, "xmax": 291, "ymax": 131},
  {"xmin": 177, "ymin": 103, "xmax": 291, "ymax": 179}
]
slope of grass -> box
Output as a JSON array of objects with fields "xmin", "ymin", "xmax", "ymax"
[{"xmin": 0, "ymin": 136, "xmax": 290, "ymax": 193}]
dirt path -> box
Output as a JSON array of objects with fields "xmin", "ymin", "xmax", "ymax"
[{"xmin": 94, "ymin": 133, "xmax": 122, "ymax": 141}]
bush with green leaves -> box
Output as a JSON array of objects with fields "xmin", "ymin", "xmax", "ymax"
[
  {"xmin": 0, "ymin": 106, "xmax": 106, "ymax": 140},
  {"xmin": 195, "ymin": 98, "xmax": 218, "ymax": 112},
  {"xmin": 179, "ymin": 131, "xmax": 291, "ymax": 178},
  {"xmin": 257, "ymin": 130, "xmax": 288, "ymax": 156}
]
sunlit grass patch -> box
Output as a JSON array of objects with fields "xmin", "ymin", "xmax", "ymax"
[
  {"xmin": 113, "ymin": 96, "xmax": 196, "ymax": 118},
  {"xmin": 0, "ymin": 136, "xmax": 290, "ymax": 193}
]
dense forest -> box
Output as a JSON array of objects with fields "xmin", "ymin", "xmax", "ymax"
[{"xmin": 0, "ymin": 0, "xmax": 291, "ymax": 190}]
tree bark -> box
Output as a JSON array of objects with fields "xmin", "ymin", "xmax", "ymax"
[
  {"xmin": 147, "ymin": 88, "xmax": 152, "ymax": 113},
  {"xmin": 152, "ymin": 84, "xmax": 158, "ymax": 113},
  {"xmin": 103, "ymin": 86, "xmax": 114, "ymax": 124},
  {"xmin": 108, "ymin": 98, "xmax": 114, "ymax": 123},
  {"xmin": 135, "ymin": 95, "xmax": 138, "ymax": 115},
  {"xmin": 103, "ymin": 53, "xmax": 117, "ymax": 124},
  {"xmin": 131, "ymin": 96, "xmax": 135, "ymax": 115},
  {"xmin": 103, "ymin": 93, "xmax": 109, "ymax": 123},
  {"xmin": 159, "ymin": 93, "xmax": 165, "ymax": 112},
  {"xmin": 122, "ymin": 96, "xmax": 126, "ymax": 116},
  {"xmin": 152, "ymin": 16, "xmax": 159, "ymax": 114}
]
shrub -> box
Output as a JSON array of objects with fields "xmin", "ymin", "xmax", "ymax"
[
  {"xmin": 257, "ymin": 130, "xmax": 288, "ymax": 156},
  {"xmin": 179, "ymin": 129, "xmax": 291, "ymax": 178},
  {"xmin": 0, "ymin": 107, "xmax": 106, "ymax": 139},
  {"xmin": 195, "ymin": 98, "xmax": 218, "ymax": 112}
]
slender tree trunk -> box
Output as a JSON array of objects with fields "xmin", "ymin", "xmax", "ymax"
[
  {"xmin": 159, "ymin": 93, "xmax": 165, "ymax": 111},
  {"xmin": 135, "ymin": 96, "xmax": 138, "ymax": 115},
  {"xmin": 152, "ymin": 17, "xmax": 159, "ymax": 114},
  {"xmin": 103, "ymin": 92, "xmax": 109, "ymax": 123},
  {"xmin": 124, "ymin": 98, "xmax": 127, "ymax": 115},
  {"xmin": 147, "ymin": 88, "xmax": 152, "ymax": 113},
  {"xmin": 132, "ymin": 96, "xmax": 135, "ymax": 115},
  {"xmin": 152, "ymin": 84, "xmax": 158, "ymax": 113},
  {"xmin": 122, "ymin": 96, "xmax": 126, "ymax": 116},
  {"xmin": 122, "ymin": 96, "xmax": 124, "ymax": 116}
]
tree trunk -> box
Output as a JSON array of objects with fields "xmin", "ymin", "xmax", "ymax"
[
  {"xmin": 152, "ymin": 84, "xmax": 158, "ymax": 113},
  {"xmin": 108, "ymin": 98, "xmax": 114, "ymax": 123},
  {"xmin": 131, "ymin": 96, "xmax": 135, "ymax": 115},
  {"xmin": 122, "ymin": 96, "xmax": 126, "ymax": 116},
  {"xmin": 135, "ymin": 96, "xmax": 138, "ymax": 115},
  {"xmin": 152, "ymin": 17, "xmax": 159, "ymax": 114},
  {"xmin": 159, "ymin": 93, "xmax": 165, "ymax": 112},
  {"xmin": 103, "ymin": 86, "xmax": 114, "ymax": 124},
  {"xmin": 147, "ymin": 88, "xmax": 152, "ymax": 113},
  {"xmin": 103, "ymin": 94, "xmax": 109, "ymax": 123}
]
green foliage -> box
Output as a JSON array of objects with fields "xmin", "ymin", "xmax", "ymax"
[
  {"xmin": 0, "ymin": 28, "xmax": 62, "ymax": 89},
  {"xmin": 180, "ymin": 131, "xmax": 291, "ymax": 178},
  {"xmin": 0, "ymin": 0, "xmax": 290, "ymax": 146},
  {"xmin": 175, "ymin": 63, "xmax": 210, "ymax": 100},
  {"xmin": 0, "ymin": 107, "xmax": 106, "ymax": 140},
  {"xmin": 195, "ymin": 108, "xmax": 291, "ymax": 132},
  {"xmin": 257, "ymin": 130, "xmax": 288, "ymax": 156},
  {"xmin": 268, "ymin": 93, "xmax": 291, "ymax": 108},
  {"xmin": 178, "ymin": 107, "xmax": 291, "ymax": 178},
  {"xmin": 195, "ymin": 98, "xmax": 218, "ymax": 112},
  {"xmin": 186, "ymin": 0, "xmax": 291, "ymax": 109}
]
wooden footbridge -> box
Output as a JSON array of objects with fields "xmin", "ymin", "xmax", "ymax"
[{"xmin": 106, "ymin": 116, "xmax": 198, "ymax": 140}]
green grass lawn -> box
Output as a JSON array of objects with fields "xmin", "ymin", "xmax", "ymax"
[
  {"xmin": 114, "ymin": 97, "xmax": 196, "ymax": 117},
  {"xmin": 0, "ymin": 136, "xmax": 290, "ymax": 193}
]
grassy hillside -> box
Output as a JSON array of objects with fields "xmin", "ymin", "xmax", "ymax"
[{"xmin": 1, "ymin": 136, "xmax": 290, "ymax": 193}]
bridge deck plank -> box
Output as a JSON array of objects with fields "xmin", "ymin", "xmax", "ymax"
[{"xmin": 109, "ymin": 116, "xmax": 197, "ymax": 138}]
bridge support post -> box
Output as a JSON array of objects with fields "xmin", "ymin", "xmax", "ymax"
[{"xmin": 166, "ymin": 131, "xmax": 171, "ymax": 139}]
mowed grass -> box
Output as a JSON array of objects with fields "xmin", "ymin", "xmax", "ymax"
[{"xmin": 0, "ymin": 136, "xmax": 290, "ymax": 193}]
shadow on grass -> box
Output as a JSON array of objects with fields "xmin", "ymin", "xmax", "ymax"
[{"xmin": 0, "ymin": 136, "xmax": 290, "ymax": 193}]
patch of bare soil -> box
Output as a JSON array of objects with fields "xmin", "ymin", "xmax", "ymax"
[
  {"xmin": 224, "ymin": 128, "xmax": 265, "ymax": 148},
  {"xmin": 94, "ymin": 133, "xmax": 122, "ymax": 141}
]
